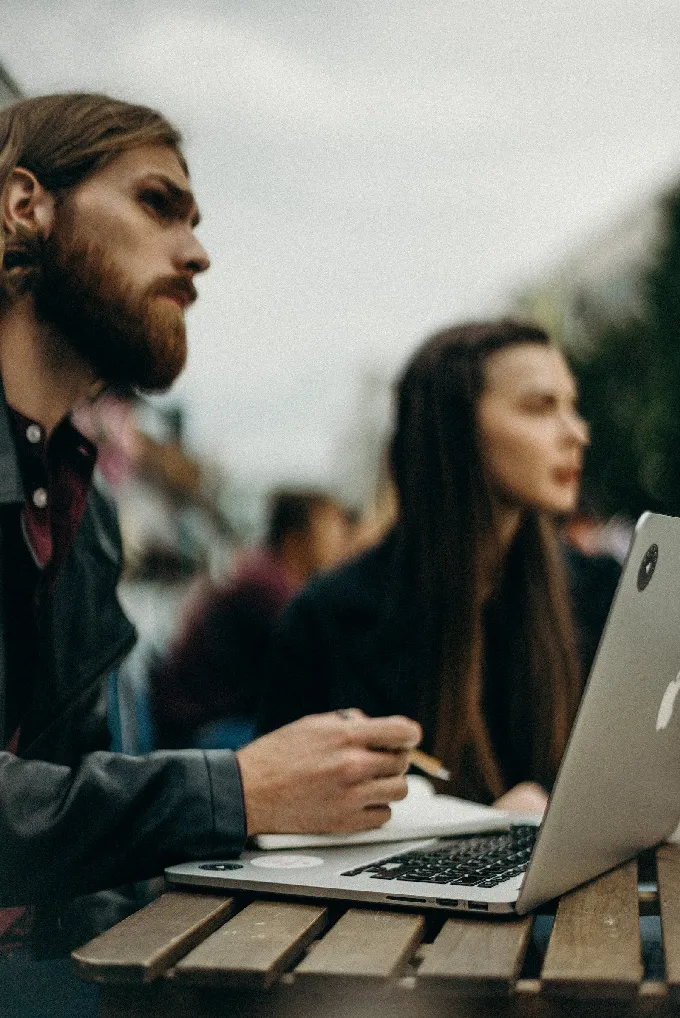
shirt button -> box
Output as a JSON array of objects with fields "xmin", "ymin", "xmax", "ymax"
[
  {"xmin": 32, "ymin": 488, "xmax": 48, "ymax": 509},
  {"xmin": 26, "ymin": 424, "xmax": 42, "ymax": 444}
]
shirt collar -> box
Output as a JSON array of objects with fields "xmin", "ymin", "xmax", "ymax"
[
  {"xmin": 0, "ymin": 376, "xmax": 25, "ymax": 505},
  {"xmin": 6, "ymin": 405, "xmax": 97, "ymax": 494}
]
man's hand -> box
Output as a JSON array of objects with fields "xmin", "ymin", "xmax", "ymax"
[
  {"xmin": 493, "ymin": 781, "xmax": 548, "ymax": 818},
  {"xmin": 235, "ymin": 711, "xmax": 422, "ymax": 836}
]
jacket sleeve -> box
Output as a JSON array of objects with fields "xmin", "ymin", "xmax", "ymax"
[{"xmin": 0, "ymin": 747, "xmax": 246, "ymax": 907}]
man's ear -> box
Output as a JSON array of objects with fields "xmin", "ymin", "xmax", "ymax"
[{"xmin": 2, "ymin": 167, "xmax": 55, "ymax": 240}]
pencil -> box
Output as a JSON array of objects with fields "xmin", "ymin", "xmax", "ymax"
[{"xmin": 408, "ymin": 749, "xmax": 451, "ymax": 782}]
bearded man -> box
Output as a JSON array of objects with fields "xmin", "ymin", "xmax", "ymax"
[{"xmin": 0, "ymin": 93, "xmax": 420, "ymax": 961}]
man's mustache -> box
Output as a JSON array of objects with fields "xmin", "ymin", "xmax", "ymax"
[{"xmin": 148, "ymin": 276, "xmax": 197, "ymax": 306}]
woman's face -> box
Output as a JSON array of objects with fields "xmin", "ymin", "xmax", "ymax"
[{"xmin": 476, "ymin": 343, "xmax": 589, "ymax": 515}]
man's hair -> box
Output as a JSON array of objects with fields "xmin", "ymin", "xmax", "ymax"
[
  {"xmin": 266, "ymin": 490, "xmax": 341, "ymax": 551},
  {"xmin": 0, "ymin": 93, "xmax": 183, "ymax": 301}
]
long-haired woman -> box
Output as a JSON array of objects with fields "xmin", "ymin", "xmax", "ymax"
[{"xmin": 263, "ymin": 320, "xmax": 620, "ymax": 811}]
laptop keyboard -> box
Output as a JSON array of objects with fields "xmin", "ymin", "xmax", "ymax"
[{"xmin": 341, "ymin": 825, "xmax": 537, "ymax": 888}]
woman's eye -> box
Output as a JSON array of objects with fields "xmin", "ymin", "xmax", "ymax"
[{"xmin": 523, "ymin": 396, "xmax": 554, "ymax": 414}]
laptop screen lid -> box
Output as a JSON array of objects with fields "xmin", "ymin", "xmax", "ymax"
[{"xmin": 517, "ymin": 512, "xmax": 680, "ymax": 913}]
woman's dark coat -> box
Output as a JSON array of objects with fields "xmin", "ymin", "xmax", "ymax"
[{"xmin": 263, "ymin": 529, "xmax": 621, "ymax": 796}]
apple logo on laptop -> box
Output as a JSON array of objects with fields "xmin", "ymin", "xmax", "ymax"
[
  {"xmin": 637, "ymin": 544, "xmax": 658, "ymax": 592},
  {"xmin": 656, "ymin": 672, "xmax": 680, "ymax": 731}
]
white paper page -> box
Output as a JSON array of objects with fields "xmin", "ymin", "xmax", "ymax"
[{"xmin": 256, "ymin": 775, "xmax": 511, "ymax": 850}]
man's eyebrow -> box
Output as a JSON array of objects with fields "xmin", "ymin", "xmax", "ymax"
[{"xmin": 140, "ymin": 174, "xmax": 201, "ymax": 227}]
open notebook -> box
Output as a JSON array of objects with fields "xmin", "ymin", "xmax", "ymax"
[{"xmin": 255, "ymin": 774, "xmax": 511, "ymax": 850}]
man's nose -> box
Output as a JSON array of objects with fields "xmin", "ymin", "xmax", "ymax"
[{"xmin": 180, "ymin": 234, "xmax": 210, "ymax": 275}]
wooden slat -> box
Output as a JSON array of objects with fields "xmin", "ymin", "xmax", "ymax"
[
  {"xmin": 657, "ymin": 843, "xmax": 680, "ymax": 996},
  {"xmin": 172, "ymin": 900, "xmax": 327, "ymax": 988},
  {"xmin": 541, "ymin": 861, "xmax": 642, "ymax": 998},
  {"xmin": 417, "ymin": 916, "xmax": 533, "ymax": 994},
  {"xmin": 294, "ymin": 908, "xmax": 424, "ymax": 981},
  {"xmin": 72, "ymin": 891, "xmax": 235, "ymax": 984}
]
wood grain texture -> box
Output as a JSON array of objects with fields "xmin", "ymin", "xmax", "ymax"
[
  {"xmin": 417, "ymin": 915, "xmax": 533, "ymax": 994},
  {"xmin": 72, "ymin": 891, "xmax": 235, "ymax": 984},
  {"xmin": 98, "ymin": 978, "xmax": 679, "ymax": 1018},
  {"xmin": 657, "ymin": 843, "xmax": 680, "ymax": 995},
  {"xmin": 294, "ymin": 908, "xmax": 424, "ymax": 981},
  {"xmin": 541, "ymin": 861, "xmax": 642, "ymax": 998},
  {"xmin": 172, "ymin": 900, "xmax": 327, "ymax": 988}
]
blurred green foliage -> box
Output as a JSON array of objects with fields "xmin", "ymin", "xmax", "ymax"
[{"xmin": 570, "ymin": 187, "xmax": 680, "ymax": 520}]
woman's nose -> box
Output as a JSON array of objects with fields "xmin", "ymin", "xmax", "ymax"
[{"xmin": 562, "ymin": 410, "xmax": 590, "ymax": 447}]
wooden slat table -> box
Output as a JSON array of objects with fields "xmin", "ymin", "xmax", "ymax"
[{"xmin": 73, "ymin": 845, "xmax": 680, "ymax": 1018}]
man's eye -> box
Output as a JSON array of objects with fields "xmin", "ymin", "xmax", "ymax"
[{"xmin": 140, "ymin": 191, "xmax": 170, "ymax": 217}]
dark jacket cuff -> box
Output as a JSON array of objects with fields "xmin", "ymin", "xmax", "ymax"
[{"xmin": 202, "ymin": 749, "xmax": 247, "ymax": 853}]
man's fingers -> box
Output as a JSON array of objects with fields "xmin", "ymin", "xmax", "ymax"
[
  {"xmin": 343, "ymin": 805, "xmax": 393, "ymax": 832},
  {"xmin": 355, "ymin": 775, "xmax": 409, "ymax": 808},
  {"xmin": 345, "ymin": 715, "xmax": 421, "ymax": 751},
  {"xmin": 334, "ymin": 707, "xmax": 365, "ymax": 721},
  {"xmin": 334, "ymin": 747, "xmax": 411, "ymax": 785},
  {"xmin": 360, "ymin": 749, "xmax": 411, "ymax": 779}
]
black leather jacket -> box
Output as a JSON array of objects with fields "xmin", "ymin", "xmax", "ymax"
[{"xmin": 0, "ymin": 387, "xmax": 246, "ymax": 953}]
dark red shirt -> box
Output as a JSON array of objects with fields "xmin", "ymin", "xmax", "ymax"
[
  {"xmin": 2, "ymin": 407, "xmax": 96, "ymax": 745},
  {"xmin": 8, "ymin": 407, "xmax": 96, "ymax": 574}
]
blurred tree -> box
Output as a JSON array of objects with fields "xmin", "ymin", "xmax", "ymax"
[{"xmin": 570, "ymin": 185, "xmax": 680, "ymax": 520}]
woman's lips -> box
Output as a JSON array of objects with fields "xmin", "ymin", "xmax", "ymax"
[{"xmin": 553, "ymin": 467, "xmax": 582, "ymax": 486}]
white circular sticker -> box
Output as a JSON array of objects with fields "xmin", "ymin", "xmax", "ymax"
[{"xmin": 250, "ymin": 854, "xmax": 324, "ymax": 870}]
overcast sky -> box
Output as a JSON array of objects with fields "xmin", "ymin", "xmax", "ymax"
[{"xmin": 3, "ymin": 0, "xmax": 680, "ymax": 496}]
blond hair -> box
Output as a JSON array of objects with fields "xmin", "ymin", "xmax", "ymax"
[{"xmin": 0, "ymin": 93, "xmax": 183, "ymax": 300}]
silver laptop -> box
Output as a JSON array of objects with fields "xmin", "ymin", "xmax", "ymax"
[{"xmin": 166, "ymin": 512, "xmax": 680, "ymax": 915}]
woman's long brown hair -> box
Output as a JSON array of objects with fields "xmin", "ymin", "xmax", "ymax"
[{"xmin": 389, "ymin": 320, "xmax": 582, "ymax": 801}]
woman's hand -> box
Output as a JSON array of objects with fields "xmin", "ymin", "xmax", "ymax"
[{"xmin": 493, "ymin": 781, "xmax": 548, "ymax": 817}]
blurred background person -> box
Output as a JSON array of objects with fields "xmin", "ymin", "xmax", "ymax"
[
  {"xmin": 263, "ymin": 320, "xmax": 621, "ymax": 814},
  {"xmin": 344, "ymin": 460, "xmax": 399, "ymax": 558},
  {"xmin": 149, "ymin": 489, "xmax": 353, "ymax": 749}
]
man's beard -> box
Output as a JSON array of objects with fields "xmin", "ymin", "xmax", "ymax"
[{"xmin": 33, "ymin": 217, "xmax": 191, "ymax": 394}]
